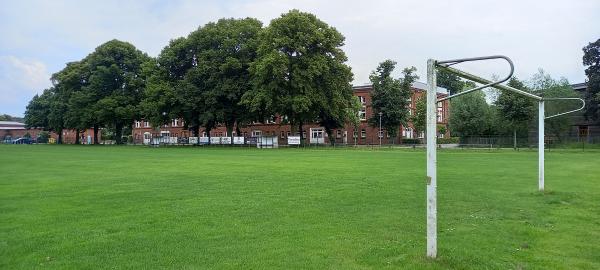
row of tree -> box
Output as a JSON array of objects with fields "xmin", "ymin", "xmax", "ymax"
[
  {"xmin": 439, "ymin": 70, "xmax": 579, "ymax": 144},
  {"xmin": 24, "ymin": 10, "xmax": 362, "ymax": 144}
]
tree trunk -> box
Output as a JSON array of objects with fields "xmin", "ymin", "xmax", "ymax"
[
  {"xmin": 226, "ymin": 122, "xmax": 234, "ymax": 145},
  {"xmin": 325, "ymin": 128, "xmax": 334, "ymax": 146},
  {"xmin": 299, "ymin": 123, "xmax": 304, "ymax": 145},
  {"xmin": 115, "ymin": 123, "xmax": 123, "ymax": 145},
  {"xmin": 206, "ymin": 127, "xmax": 212, "ymax": 144},
  {"xmin": 93, "ymin": 125, "xmax": 99, "ymax": 145},
  {"xmin": 57, "ymin": 129, "xmax": 63, "ymax": 144},
  {"xmin": 192, "ymin": 125, "xmax": 200, "ymax": 137},
  {"xmin": 75, "ymin": 130, "xmax": 80, "ymax": 145},
  {"xmin": 235, "ymin": 122, "xmax": 241, "ymax": 138},
  {"xmin": 513, "ymin": 129, "xmax": 517, "ymax": 150}
]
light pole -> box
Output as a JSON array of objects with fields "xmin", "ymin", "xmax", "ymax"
[{"xmin": 378, "ymin": 112, "xmax": 383, "ymax": 146}]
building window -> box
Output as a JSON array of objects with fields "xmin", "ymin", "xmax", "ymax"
[
  {"xmin": 358, "ymin": 96, "xmax": 366, "ymax": 104},
  {"xmin": 302, "ymin": 131, "xmax": 306, "ymax": 138},
  {"xmin": 252, "ymin": 130, "xmax": 262, "ymax": 137},
  {"xmin": 135, "ymin": 121, "xmax": 140, "ymax": 128},
  {"xmin": 403, "ymin": 127, "xmax": 413, "ymax": 139},
  {"xmin": 336, "ymin": 130, "xmax": 341, "ymax": 138},
  {"xmin": 437, "ymin": 105, "xmax": 443, "ymax": 122},
  {"xmin": 353, "ymin": 130, "xmax": 358, "ymax": 138},
  {"xmin": 359, "ymin": 107, "xmax": 367, "ymax": 121},
  {"xmin": 243, "ymin": 131, "xmax": 248, "ymax": 137},
  {"xmin": 378, "ymin": 130, "xmax": 384, "ymax": 138},
  {"xmin": 386, "ymin": 131, "xmax": 390, "ymax": 138},
  {"xmin": 172, "ymin": 119, "xmax": 179, "ymax": 127},
  {"xmin": 361, "ymin": 129, "xmax": 366, "ymax": 138},
  {"xmin": 144, "ymin": 121, "xmax": 150, "ymax": 128},
  {"xmin": 419, "ymin": 132, "xmax": 424, "ymax": 139},
  {"xmin": 287, "ymin": 131, "xmax": 291, "ymax": 137}
]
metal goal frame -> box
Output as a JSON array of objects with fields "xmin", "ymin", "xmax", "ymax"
[{"xmin": 425, "ymin": 55, "xmax": 585, "ymax": 258}]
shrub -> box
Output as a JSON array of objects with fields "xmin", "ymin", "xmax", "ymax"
[
  {"xmin": 438, "ymin": 137, "xmax": 459, "ymax": 144},
  {"xmin": 402, "ymin": 138, "xmax": 422, "ymax": 144}
]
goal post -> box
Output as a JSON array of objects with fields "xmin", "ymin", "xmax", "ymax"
[{"xmin": 425, "ymin": 55, "xmax": 584, "ymax": 259}]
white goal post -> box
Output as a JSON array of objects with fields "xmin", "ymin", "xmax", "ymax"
[{"xmin": 425, "ymin": 55, "xmax": 585, "ymax": 258}]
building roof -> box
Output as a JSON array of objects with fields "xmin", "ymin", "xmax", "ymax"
[
  {"xmin": 352, "ymin": 81, "xmax": 448, "ymax": 94},
  {"xmin": 0, "ymin": 121, "xmax": 26, "ymax": 127},
  {"xmin": 571, "ymin": 83, "xmax": 587, "ymax": 92}
]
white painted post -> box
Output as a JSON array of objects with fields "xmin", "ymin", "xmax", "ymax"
[
  {"xmin": 426, "ymin": 59, "xmax": 437, "ymax": 258},
  {"xmin": 538, "ymin": 101, "xmax": 544, "ymax": 191}
]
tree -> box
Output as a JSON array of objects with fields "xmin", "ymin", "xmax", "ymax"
[
  {"xmin": 188, "ymin": 18, "xmax": 263, "ymax": 142},
  {"xmin": 448, "ymin": 90, "xmax": 492, "ymax": 137},
  {"xmin": 529, "ymin": 70, "xmax": 578, "ymax": 142},
  {"xmin": 495, "ymin": 77, "xmax": 535, "ymax": 149},
  {"xmin": 52, "ymin": 61, "xmax": 90, "ymax": 144},
  {"xmin": 24, "ymin": 88, "xmax": 67, "ymax": 144},
  {"xmin": 437, "ymin": 69, "xmax": 464, "ymax": 95},
  {"xmin": 411, "ymin": 96, "xmax": 426, "ymax": 138},
  {"xmin": 84, "ymin": 40, "xmax": 151, "ymax": 144},
  {"xmin": 24, "ymin": 91, "xmax": 50, "ymax": 130},
  {"xmin": 242, "ymin": 10, "xmax": 354, "ymax": 144},
  {"xmin": 368, "ymin": 60, "xmax": 417, "ymax": 140},
  {"xmin": 583, "ymin": 39, "xmax": 600, "ymax": 122}
]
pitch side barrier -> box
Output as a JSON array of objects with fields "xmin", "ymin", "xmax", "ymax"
[{"xmin": 425, "ymin": 55, "xmax": 585, "ymax": 258}]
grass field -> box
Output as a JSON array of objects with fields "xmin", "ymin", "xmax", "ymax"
[{"xmin": 1, "ymin": 145, "xmax": 599, "ymax": 269}]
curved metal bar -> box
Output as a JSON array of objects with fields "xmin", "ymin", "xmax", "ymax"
[
  {"xmin": 436, "ymin": 55, "xmax": 514, "ymax": 102},
  {"xmin": 543, "ymin": 97, "xmax": 585, "ymax": 119}
]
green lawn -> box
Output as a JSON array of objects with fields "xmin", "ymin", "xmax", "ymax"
[{"xmin": 1, "ymin": 145, "xmax": 599, "ymax": 269}]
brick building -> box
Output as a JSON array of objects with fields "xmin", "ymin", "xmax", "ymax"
[
  {"xmin": 0, "ymin": 121, "xmax": 99, "ymax": 144},
  {"xmin": 132, "ymin": 82, "xmax": 449, "ymax": 145}
]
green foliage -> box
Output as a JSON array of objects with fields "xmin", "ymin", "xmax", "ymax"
[
  {"xmin": 437, "ymin": 137, "xmax": 459, "ymax": 144},
  {"xmin": 368, "ymin": 60, "xmax": 416, "ymax": 138},
  {"xmin": 411, "ymin": 96, "xmax": 426, "ymax": 135},
  {"xmin": 24, "ymin": 91, "xmax": 51, "ymax": 129},
  {"xmin": 84, "ymin": 40, "xmax": 151, "ymax": 144},
  {"xmin": 449, "ymin": 91, "xmax": 494, "ymax": 137},
  {"xmin": 242, "ymin": 10, "xmax": 354, "ymax": 143},
  {"xmin": 583, "ymin": 39, "xmax": 600, "ymax": 122},
  {"xmin": 437, "ymin": 124, "xmax": 447, "ymax": 136},
  {"xmin": 0, "ymin": 114, "xmax": 23, "ymax": 122},
  {"xmin": 437, "ymin": 69, "xmax": 464, "ymax": 95},
  {"xmin": 401, "ymin": 138, "xmax": 421, "ymax": 144},
  {"xmin": 495, "ymin": 77, "xmax": 535, "ymax": 136},
  {"xmin": 37, "ymin": 131, "xmax": 49, "ymax": 143},
  {"xmin": 529, "ymin": 70, "xmax": 578, "ymax": 141}
]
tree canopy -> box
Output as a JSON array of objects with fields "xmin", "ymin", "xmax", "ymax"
[
  {"xmin": 241, "ymin": 10, "xmax": 355, "ymax": 143},
  {"xmin": 368, "ymin": 60, "xmax": 417, "ymax": 138},
  {"xmin": 583, "ymin": 38, "xmax": 600, "ymax": 122}
]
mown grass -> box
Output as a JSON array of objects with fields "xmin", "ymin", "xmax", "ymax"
[{"xmin": 0, "ymin": 145, "xmax": 599, "ymax": 269}]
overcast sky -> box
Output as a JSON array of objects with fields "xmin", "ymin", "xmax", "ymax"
[{"xmin": 1, "ymin": 0, "xmax": 599, "ymax": 116}]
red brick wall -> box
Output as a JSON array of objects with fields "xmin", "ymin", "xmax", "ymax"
[{"xmin": 131, "ymin": 85, "xmax": 450, "ymax": 145}]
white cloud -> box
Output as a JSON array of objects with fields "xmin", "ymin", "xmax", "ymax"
[{"xmin": 0, "ymin": 56, "xmax": 51, "ymax": 115}]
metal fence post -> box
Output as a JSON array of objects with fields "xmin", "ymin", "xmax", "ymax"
[{"xmin": 426, "ymin": 59, "xmax": 437, "ymax": 258}]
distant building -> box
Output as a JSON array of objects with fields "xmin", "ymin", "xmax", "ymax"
[
  {"xmin": 571, "ymin": 83, "xmax": 599, "ymax": 141},
  {"xmin": 0, "ymin": 121, "xmax": 99, "ymax": 144},
  {"xmin": 132, "ymin": 82, "xmax": 450, "ymax": 145}
]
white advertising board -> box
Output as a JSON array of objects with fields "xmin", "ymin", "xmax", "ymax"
[
  {"xmin": 169, "ymin": 137, "xmax": 178, "ymax": 144},
  {"xmin": 233, "ymin": 137, "xmax": 245, "ymax": 145},
  {"xmin": 210, "ymin": 137, "xmax": 221, "ymax": 145},
  {"xmin": 287, "ymin": 136, "xmax": 301, "ymax": 145},
  {"xmin": 199, "ymin": 137, "xmax": 210, "ymax": 144},
  {"xmin": 221, "ymin": 137, "xmax": 232, "ymax": 144},
  {"xmin": 189, "ymin": 137, "xmax": 198, "ymax": 144}
]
